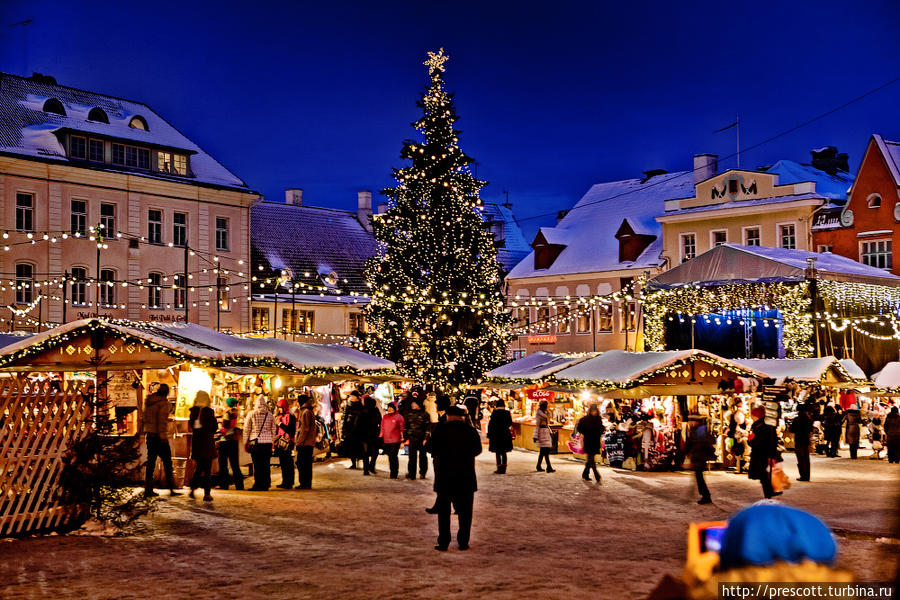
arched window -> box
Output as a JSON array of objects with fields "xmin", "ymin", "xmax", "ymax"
[
  {"xmin": 87, "ymin": 107, "xmax": 109, "ymax": 124},
  {"xmin": 868, "ymin": 194, "xmax": 882, "ymax": 208},
  {"xmin": 129, "ymin": 115, "xmax": 148, "ymax": 130},
  {"xmin": 42, "ymin": 98, "xmax": 66, "ymax": 116}
]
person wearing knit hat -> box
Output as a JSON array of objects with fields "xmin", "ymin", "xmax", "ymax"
[
  {"xmin": 379, "ymin": 401, "xmax": 406, "ymax": 478},
  {"xmin": 217, "ymin": 398, "xmax": 244, "ymax": 490}
]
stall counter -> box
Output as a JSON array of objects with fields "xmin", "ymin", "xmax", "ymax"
[{"xmin": 511, "ymin": 417, "xmax": 574, "ymax": 453}]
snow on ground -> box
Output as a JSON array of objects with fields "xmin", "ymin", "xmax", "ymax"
[{"xmin": 1, "ymin": 449, "xmax": 898, "ymax": 600}]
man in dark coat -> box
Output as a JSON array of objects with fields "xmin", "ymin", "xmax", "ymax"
[
  {"xmin": 402, "ymin": 400, "xmax": 430, "ymax": 479},
  {"xmin": 576, "ymin": 403, "xmax": 604, "ymax": 482},
  {"xmin": 885, "ymin": 406, "xmax": 900, "ymax": 464},
  {"xmin": 487, "ymin": 399, "xmax": 513, "ymax": 474},
  {"xmin": 684, "ymin": 415, "xmax": 715, "ymax": 504},
  {"xmin": 789, "ymin": 405, "xmax": 813, "ymax": 481},
  {"xmin": 748, "ymin": 407, "xmax": 780, "ymax": 499},
  {"xmin": 426, "ymin": 405, "xmax": 482, "ymax": 551},
  {"xmin": 341, "ymin": 391, "xmax": 365, "ymax": 468}
]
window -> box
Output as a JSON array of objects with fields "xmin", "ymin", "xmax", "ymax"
[
  {"xmin": 536, "ymin": 307, "xmax": 550, "ymax": 333},
  {"xmin": 71, "ymin": 199, "xmax": 87, "ymax": 235},
  {"xmin": 88, "ymin": 139, "xmax": 104, "ymax": 162},
  {"xmin": 173, "ymin": 274, "xmax": 186, "ymax": 309},
  {"xmin": 15, "ymin": 263, "xmax": 33, "ymax": 304},
  {"xmin": 252, "ymin": 308, "xmax": 270, "ymax": 332},
  {"xmin": 112, "ymin": 143, "xmax": 125, "ymax": 165},
  {"xmin": 148, "ymin": 209, "xmax": 163, "ymax": 244},
  {"xmin": 16, "ymin": 193, "xmax": 33, "ymax": 232},
  {"xmin": 282, "ymin": 309, "xmax": 314, "ymax": 333},
  {"xmin": 126, "ymin": 146, "xmax": 138, "ymax": 167},
  {"xmin": 868, "ymin": 194, "xmax": 882, "ymax": 208},
  {"xmin": 70, "ymin": 135, "xmax": 86, "ymax": 159},
  {"xmin": 622, "ymin": 302, "xmax": 637, "ymax": 332},
  {"xmin": 744, "ymin": 227, "xmax": 761, "ymax": 246},
  {"xmin": 576, "ymin": 310, "xmax": 591, "ymax": 333},
  {"xmin": 173, "ymin": 212, "xmax": 187, "ymax": 247},
  {"xmin": 779, "ymin": 224, "xmax": 796, "ymax": 249},
  {"xmin": 43, "ymin": 98, "xmax": 65, "ymax": 116},
  {"xmin": 100, "ymin": 203, "xmax": 116, "ymax": 238},
  {"xmin": 861, "ymin": 240, "xmax": 892, "ymax": 269},
  {"xmin": 215, "ymin": 217, "xmax": 229, "ymax": 251},
  {"xmin": 129, "ymin": 115, "xmax": 148, "ymax": 130},
  {"xmin": 597, "ymin": 304, "xmax": 613, "ymax": 332},
  {"xmin": 157, "ymin": 151, "xmax": 171, "ymax": 172},
  {"xmin": 818, "ymin": 245, "xmax": 833, "ymax": 253},
  {"xmin": 217, "ymin": 277, "xmax": 229, "ymax": 311},
  {"xmin": 350, "ymin": 312, "xmax": 366, "ymax": 334},
  {"xmin": 680, "ymin": 233, "xmax": 696, "ymax": 262},
  {"xmin": 728, "ymin": 179, "xmax": 738, "ymax": 194},
  {"xmin": 711, "ymin": 230, "xmax": 727, "ymax": 247},
  {"xmin": 99, "ymin": 269, "xmax": 116, "ymax": 307},
  {"xmin": 88, "ymin": 107, "xmax": 109, "ymax": 123},
  {"xmin": 556, "ymin": 306, "xmax": 570, "ymax": 334},
  {"xmin": 515, "ymin": 308, "xmax": 529, "ymax": 329},
  {"xmin": 70, "ymin": 267, "xmax": 87, "ymax": 306},
  {"xmin": 148, "ymin": 272, "xmax": 163, "ymax": 308},
  {"xmin": 173, "ymin": 154, "xmax": 187, "ymax": 175}
]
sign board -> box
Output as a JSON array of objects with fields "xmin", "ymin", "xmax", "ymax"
[
  {"xmin": 527, "ymin": 335, "xmax": 557, "ymax": 344},
  {"xmin": 526, "ymin": 389, "xmax": 556, "ymax": 400},
  {"xmin": 761, "ymin": 385, "xmax": 787, "ymax": 426},
  {"xmin": 106, "ymin": 371, "xmax": 138, "ymax": 407}
]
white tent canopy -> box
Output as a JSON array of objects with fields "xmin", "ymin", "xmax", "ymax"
[
  {"xmin": 732, "ymin": 357, "xmax": 857, "ymax": 383},
  {"xmin": 485, "ymin": 351, "xmax": 598, "ymax": 382},
  {"xmin": 872, "ymin": 362, "xmax": 900, "ymax": 390}
]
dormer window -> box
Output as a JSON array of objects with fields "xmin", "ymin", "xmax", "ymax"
[
  {"xmin": 868, "ymin": 194, "xmax": 882, "ymax": 208},
  {"xmin": 43, "ymin": 98, "xmax": 66, "ymax": 116},
  {"xmin": 129, "ymin": 115, "xmax": 148, "ymax": 130},
  {"xmin": 157, "ymin": 151, "xmax": 188, "ymax": 176},
  {"xmin": 87, "ymin": 107, "xmax": 109, "ymax": 124}
]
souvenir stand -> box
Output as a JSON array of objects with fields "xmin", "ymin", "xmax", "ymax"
[
  {"xmin": 482, "ymin": 351, "xmax": 598, "ymax": 452},
  {"xmin": 0, "ymin": 318, "xmax": 397, "ymax": 488},
  {"xmin": 550, "ymin": 349, "xmax": 768, "ymax": 470}
]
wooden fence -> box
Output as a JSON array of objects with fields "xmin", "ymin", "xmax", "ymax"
[{"xmin": 0, "ymin": 380, "xmax": 93, "ymax": 536}]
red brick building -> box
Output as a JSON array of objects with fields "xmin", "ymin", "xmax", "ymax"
[{"xmin": 813, "ymin": 135, "xmax": 900, "ymax": 274}]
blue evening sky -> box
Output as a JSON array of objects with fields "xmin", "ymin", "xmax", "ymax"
[{"xmin": 1, "ymin": 1, "xmax": 898, "ymax": 239}]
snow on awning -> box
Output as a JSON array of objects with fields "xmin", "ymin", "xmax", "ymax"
[
  {"xmin": 485, "ymin": 351, "xmax": 599, "ymax": 382},
  {"xmin": 839, "ymin": 359, "xmax": 867, "ymax": 382},
  {"xmin": 731, "ymin": 357, "xmax": 854, "ymax": 383},
  {"xmin": 553, "ymin": 349, "xmax": 767, "ymax": 388},
  {"xmin": 872, "ymin": 362, "xmax": 900, "ymax": 391}
]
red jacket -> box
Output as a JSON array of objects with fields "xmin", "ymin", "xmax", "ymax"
[{"xmin": 379, "ymin": 412, "xmax": 405, "ymax": 444}]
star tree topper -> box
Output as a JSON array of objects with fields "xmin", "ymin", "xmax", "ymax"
[{"xmin": 424, "ymin": 48, "xmax": 449, "ymax": 74}]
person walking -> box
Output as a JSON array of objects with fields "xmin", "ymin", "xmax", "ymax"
[
  {"xmin": 748, "ymin": 406, "xmax": 780, "ymax": 499},
  {"xmin": 823, "ymin": 405, "xmax": 840, "ymax": 457},
  {"xmin": 379, "ymin": 401, "xmax": 406, "ymax": 479},
  {"xmin": 295, "ymin": 395, "xmax": 317, "ymax": 489},
  {"xmin": 534, "ymin": 400, "xmax": 555, "ymax": 472},
  {"xmin": 842, "ymin": 404, "xmax": 862, "ymax": 459},
  {"xmin": 188, "ymin": 391, "xmax": 218, "ymax": 501},
  {"xmin": 726, "ymin": 402, "xmax": 748, "ymax": 473},
  {"xmin": 487, "ymin": 399, "xmax": 513, "ymax": 474},
  {"xmin": 361, "ymin": 395, "xmax": 382, "ymax": 475},
  {"xmin": 884, "ymin": 406, "xmax": 900, "ymax": 463},
  {"xmin": 273, "ymin": 398, "xmax": 297, "ymax": 489},
  {"xmin": 143, "ymin": 383, "xmax": 180, "ymax": 498},
  {"xmin": 790, "ymin": 404, "xmax": 813, "ymax": 481},
  {"xmin": 402, "ymin": 399, "xmax": 430, "ymax": 479},
  {"xmin": 341, "ymin": 391, "xmax": 365, "ymax": 469},
  {"xmin": 577, "ymin": 403, "xmax": 605, "ymax": 482},
  {"xmin": 217, "ymin": 398, "xmax": 244, "ymax": 490},
  {"xmin": 426, "ymin": 405, "xmax": 482, "ymax": 551},
  {"xmin": 684, "ymin": 415, "xmax": 715, "ymax": 504},
  {"xmin": 243, "ymin": 396, "xmax": 277, "ymax": 491}
]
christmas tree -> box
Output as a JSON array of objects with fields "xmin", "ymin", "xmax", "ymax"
[{"xmin": 364, "ymin": 49, "xmax": 511, "ymax": 392}]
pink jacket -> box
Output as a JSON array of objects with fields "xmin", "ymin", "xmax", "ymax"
[{"xmin": 380, "ymin": 412, "xmax": 406, "ymax": 444}]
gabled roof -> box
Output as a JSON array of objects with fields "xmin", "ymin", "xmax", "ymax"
[
  {"xmin": 251, "ymin": 202, "xmax": 376, "ymax": 294},
  {"xmin": 871, "ymin": 134, "xmax": 900, "ymax": 187},
  {"xmin": 0, "ymin": 73, "xmax": 249, "ymax": 191},
  {"xmin": 479, "ymin": 202, "xmax": 530, "ymax": 273},
  {"xmin": 732, "ymin": 357, "xmax": 854, "ymax": 383},
  {"xmin": 485, "ymin": 351, "xmax": 598, "ymax": 381},
  {"xmin": 507, "ymin": 171, "xmax": 694, "ymax": 279},
  {"xmin": 648, "ymin": 243, "xmax": 900, "ymax": 288},
  {"xmin": 765, "ymin": 160, "xmax": 853, "ymax": 201}
]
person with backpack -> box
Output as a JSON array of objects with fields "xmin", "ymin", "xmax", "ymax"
[{"xmin": 685, "ymin": 415, "xmax": 715, "ymax": 504}]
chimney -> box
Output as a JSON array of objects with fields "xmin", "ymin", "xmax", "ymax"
[
  {"xmin": 693, "ymin": 154, "xmax": 717, "ymax": 184},
  {"xmin": 358, "ymin": 190, "xmax": 373, "ymax": 231},
  {"xmin": 377, "ymin": 202, "xmax": 388, "ymax": 215},
  {"xmin": 285, "ymin": 188, "xmax": 302, "ymax": 205}
]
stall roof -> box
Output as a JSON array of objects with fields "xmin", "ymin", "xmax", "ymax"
[
  {"xmin": 485, "ymin": 351, "xmax": 599, "ymax": 382},
  {"xmin": 872, "ymin": 362, "xmax": 900, "ymax": 391},
  {"xmin": 553, "ymin": 349, "xmax": 767, "ymax": 387},
  {"xmin": 839, "ymin": 359, "xmax": 867, "ymax": 382},
  {"xmin": 0, "ymin": 318, "xmax": 395, "ymax": 374},
  {"xmin": 731, "ymin": 357, "xmax": 855, "ymax": 383},
  {"xmin": 648, "ymin": 244, "xmax": 900, "ymax": 289}
]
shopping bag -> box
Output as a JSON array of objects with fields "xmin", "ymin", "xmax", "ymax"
[
  {"xmin": 771, "ymin": 461, "xmax": 791, "ymax": 493},
  {"xmin": 567, "ymin": 433, "xmax": 585, "ymax": 455}
]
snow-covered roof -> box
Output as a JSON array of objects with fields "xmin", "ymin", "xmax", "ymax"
[
  {"xmin": 873, "ymin": 362, "xmax": 900, "ymax": 390},
  {"xmin": 252, "ymin": 293, "xmax": 369, "ymax": 306},
  {"xmin": 507, "ymin": 171, "xmax": 695, "ymax": 279},
  {"xmin": 731, "ymin": 357, "xmax": 853, "ymax": 382},
  {"xmin": 872, "ymin": 135, "xmax": 900, "ymax": 187},
  {"xmin": 251, "ymin": 202, "xmax": 376, "ymax": 295},
  {"xmin": 553, "ymin": 349, "xmax": 766, "ymax": 385},
  {"xmin": 765, "ymin": 160, "xmax": 853, "ymax": 201},
  {"xmin": 0, "ymin": 318, "xmax": 394, "ymax": 373},
  {"xmin": 0, "ymin": 73, "xmax": 250, "ymax": 191},
  {"xmin": 839, "ymin": 359, "xmax": 867, "ymax": 381},
  {"xmin": 480, "ymin": 202, "xmax": 530, "ymax": 273},
  {"xmin": 660, "ymin": 193, "xmax": 823, "ymax": 216},
  {"xmin": 649, "ymin": 243, "xmax": 900, "ymax": 288},
  {"xmin": 485, "ymin": 351, "xmax": 598, "ymax": 381}
]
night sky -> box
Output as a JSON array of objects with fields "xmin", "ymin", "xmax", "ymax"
[{"xmin": 1, "ymin": 1, "xmax": 899, "ymax": 239}]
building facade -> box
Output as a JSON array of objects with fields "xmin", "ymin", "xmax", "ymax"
[
  {"xmin": 813, "ymin": 135, "xmax": 900, "ymax": 275},
  {"xmin": 0, "ymin": 73, "xmax": 257, "ymax": 332}
]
